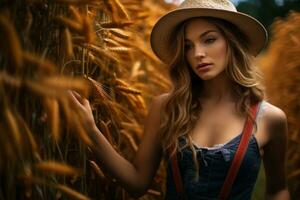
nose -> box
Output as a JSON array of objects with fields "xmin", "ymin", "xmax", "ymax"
[{"xmin": 194, "ymin": 45, "xmax": 206, "ymax": 59}]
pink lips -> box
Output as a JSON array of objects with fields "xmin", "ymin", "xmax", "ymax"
[{"xmin": 197, "ymin": 63, "xmax": 212, "ymax": 72}]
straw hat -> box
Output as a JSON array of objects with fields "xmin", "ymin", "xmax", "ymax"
[{"xmin": 150, "ymin": 0, "xmax": 268, "ymax": 63}]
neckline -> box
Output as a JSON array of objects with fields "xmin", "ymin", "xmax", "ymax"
[
  {"xmin": 192, "ymin": 132, "xmax": 243, "ymax": 150},
  {"xmin": 191, "ymin": 113, "xmax": 249, "ymax": 150}
]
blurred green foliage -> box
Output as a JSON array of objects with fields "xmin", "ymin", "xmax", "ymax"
[
  {"xmin": 252, "ymin": 164, "xmax": 266, "ymax": 200},
  {"xmin": 237, "ymin": 0, "xmax": 300, "ymax": 30}
]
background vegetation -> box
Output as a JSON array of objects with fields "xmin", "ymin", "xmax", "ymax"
[{"xmin": 237, "ymin": 0, "xmax": 300, "ymax": 30}]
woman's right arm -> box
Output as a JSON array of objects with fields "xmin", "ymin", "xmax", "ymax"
[{"xmin": 70, "ymin": 92, "xmax": 168, "ymax": 197}]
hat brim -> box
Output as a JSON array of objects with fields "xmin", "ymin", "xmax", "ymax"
[{"xmin": 150, "ymin": 8, "xmax": 268, "ymax": 63}]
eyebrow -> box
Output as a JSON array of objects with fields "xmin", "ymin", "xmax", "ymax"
[{"xmin": 184, "ymin": 30, "xmax": 218, "ymax": 42}]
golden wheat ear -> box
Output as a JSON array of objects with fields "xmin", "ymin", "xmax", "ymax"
[
  {"xmin": 0, "ymin": 14, "xmax": 23, "ymax": 69},
  {"xmin": 89, "ymin": 160, "xmax": 106, "ymax": 179},
  {"xmin": 44, "ymin": 98, "xmax": 61, "ymax": 142}
]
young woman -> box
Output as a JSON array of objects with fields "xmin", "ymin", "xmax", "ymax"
[{"xmin": 69, "ymin": 0, "xmax": 290, "ymax": 199}]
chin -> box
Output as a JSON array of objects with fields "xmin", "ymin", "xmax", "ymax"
[
  {"xmin": 196, "ymin": 70, "xmax": 226, "ymax": 81},
  {"xmin": 197, "ymin": 73, "xmax": 216, "ymax": 81}
]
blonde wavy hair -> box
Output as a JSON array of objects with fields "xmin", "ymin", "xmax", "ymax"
[{"xmin": 159, "ymin": 17, "xmax": 264, "ymax": 181}]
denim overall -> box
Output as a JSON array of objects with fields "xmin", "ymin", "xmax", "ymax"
[{"xmin": 165, "ymin": 102, "xmax": 265, "ymax": 200}]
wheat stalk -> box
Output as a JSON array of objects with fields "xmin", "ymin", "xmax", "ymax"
[
  {"xmin": 109, "ymin": 29, "xmax": 131, "ymax": 39},
  {"xmin": 44, "ymin": 98, "xmax": 61, "ymax": 142},
  {"xmin": 34, "ymin": 161, "xmax": 81, "ymax": 176},
  {"xmin": 100, "ymin": 21, "xmax": 134, "ymax": 28},
  {"xmin": 115, "ymin": 85, "xmax": 141, "ymax": 95},
  {"xmin": 111, "ymin": 0, "xmax": 131, "ymax": 20},
  {"xmin": 5, "ymin": 108, "xmax": 23, "ymax": 154},
  {"xmin": 62, "ymin": 28, "xmax": 74, "ymax": 60},
  {"xmin": 55, "ymin": 184, "xmax": 90, "ymax": 200},
  {"xmin": 16, "ymin": 113, "xmax": 39, "ymax": 154},
  {"xmin": 120, "ymin": 130, "xmax": 138, "ymax": 151},
  {"xmin": 89, "ymin": 160, "xmax": 105, "ymax": 179},
  {"xmin": 0, "ymin": 14, "xmax": 23, "ymax": 68}
]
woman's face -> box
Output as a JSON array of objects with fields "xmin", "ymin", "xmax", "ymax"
[{"xmin": 184, "ymin": 18, "xmax": 228, "ymax": 80}]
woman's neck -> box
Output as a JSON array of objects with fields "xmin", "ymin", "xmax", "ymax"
[{"xmin": 201, "ymin": 73, "xmax": 236, "ymax": 103}]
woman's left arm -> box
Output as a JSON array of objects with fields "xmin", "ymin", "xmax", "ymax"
[{"xmin": 263, "ymin": 107, "xmax": 290, "ymax": 200}]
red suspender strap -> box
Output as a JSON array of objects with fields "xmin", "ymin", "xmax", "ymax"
[
  {"xmin": 168, "ymin": 147, "xmax": 187, "ymax": 200},
  {"xmin": 219, "ymin": 101, "xmax": 261, "ymax": 200}
]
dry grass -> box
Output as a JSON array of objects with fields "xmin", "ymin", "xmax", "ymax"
[
  {"xmin": 258, "ymin": 11, "xmax": 300, "ymax": 199},
  {"xmin": 0, "ymin": 0, "xmax": 171, "ymax": 199}
]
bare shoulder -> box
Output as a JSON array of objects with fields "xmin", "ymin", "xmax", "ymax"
[
  {"xmin": 260, "ymin": 101, "xmax": 287, "ymax": 143},
  {"xmin": 153, "ymin": 93, "xmax": 170, "ymax": 103},
  {"xmin": 150, "ymin": 93, "xmax": 170, "ymax": 110},
  {"xmin": 145, "ymin": 93, "xmax": 170, "ymax": 125},
  {"xmin": 262, "ymin": 101, "xmax": 287, "ymax": 122}
]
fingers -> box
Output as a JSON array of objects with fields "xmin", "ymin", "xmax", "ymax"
[
  {"xmin": 82, "ymin": 98, "xmax": 92, "ymax": 111},
  {"xmin": 68, "ymin": 90, "xmax": 92, "ymax": 111},
  {"xmin": 68, "ymin": 90, "xmax": 84, "ymax": 109},
  {"xmin": 71, "ymin": 90, "xmax": 84, "ymax": 103},
  {"xmin": 72, "ymin": 91, "xmax": 92, "ymax": 111}
]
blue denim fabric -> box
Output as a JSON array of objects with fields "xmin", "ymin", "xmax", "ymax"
[{"xmin": 165, "ymin": 133, "xmax": 261, "ymax": 200}]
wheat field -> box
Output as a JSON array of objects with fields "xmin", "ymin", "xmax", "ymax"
[{"xmin": 0, "ymin": 0, "xmax": 299, "ymax": 199}]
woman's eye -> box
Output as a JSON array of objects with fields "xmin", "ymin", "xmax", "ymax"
[{"xmin": 205, "ymin": 38, "xmax": 216, "ymax": 44}]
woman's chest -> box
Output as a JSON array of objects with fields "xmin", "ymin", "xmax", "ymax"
[{"xmin": 190, "ymin": 109, "xmax": 246, "ymax": 148}]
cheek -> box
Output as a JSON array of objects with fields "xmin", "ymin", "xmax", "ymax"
[{"xmin": 213, "ymin": 41, "xmax": 227, "ymax": 60}]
